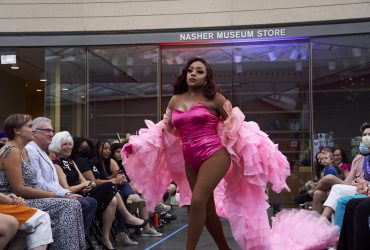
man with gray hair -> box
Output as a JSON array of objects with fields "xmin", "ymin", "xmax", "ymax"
[{"xmin": 25, "ymin": 117, "xmax": 97, "ymax": 239}]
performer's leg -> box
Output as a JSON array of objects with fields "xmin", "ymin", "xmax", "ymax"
[
  {"xmin": 185, "ymin": 168, "xmax": 229, "ymax": 249},
  {"xmin": 185, "ymin": 148, "xmax": 231, "ymax": 250},
  {"xmin": 204, "ymin": 195, "xmax": 230, "ymax": 249}
]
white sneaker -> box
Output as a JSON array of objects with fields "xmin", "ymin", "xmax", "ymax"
[
  {"xmin": 128, "ymin": 194, "xmax": 144, "ymax": 202},
  {"xmin": 155, "ymin": 203, "xmax": 171, "ymax": 212},
  {"xmin": 141, "ymin": 227, "xmax": 162, "ymax": 237},
  {"xmin": 116, "ymin": 232, "xmax": 138, "ymax": 246}
]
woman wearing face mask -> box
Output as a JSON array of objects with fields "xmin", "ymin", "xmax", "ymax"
[
  {"xmin": 332, "ymin": 137, "xmax": 370, "ymax": 231},
  {"xmin": 53, "ymin": 133, "xmax": 148, "ymax": 249},
  {"xmin": 319, "ymin": 130, "xmax": 370, "ymax": 223}
]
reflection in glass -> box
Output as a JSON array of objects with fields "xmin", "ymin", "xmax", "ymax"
[
  {"xmin": 161, "ymin": 42, "xmax": 310, "ymax": 207},
  {"xmin": 88, "ymin": 46, "xmax": 159, "ymax": 140},
  {"xmin": 312, "ymin": 35, "xmax": 370, "ymax": 159},
  {"xmin": 45, "ymin": 48, "xmax": 86, "ymax": 137}
]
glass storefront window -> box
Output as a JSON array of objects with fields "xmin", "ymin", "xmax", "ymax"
[
  {"xmin": 312, "ymin": 35, "xmax": 370, "ymax": 161},
  {"xmin": 0, "ymin": 48, "xmax": 45, "ymax": 122},
  {"xmin": 162, "ymin": 41, "xmax": 310, "ymax": 207},
  {"xmin": 38, "ymin": 33, "xmax": 370, "ymax": 208},
  {"xmin": 45, "ymin": 48, "xmax": 87, "ymax": 137},
  {"xmin": 87, "ymin": 46, "xmax": 159, "ymax": 141}
]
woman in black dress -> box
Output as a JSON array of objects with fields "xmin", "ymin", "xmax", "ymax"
[{"xmin": 50, "ymin": 131, "xmax": 147, "ymax": 249}]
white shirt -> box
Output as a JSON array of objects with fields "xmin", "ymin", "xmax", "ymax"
[{"xmin": 25, "ymin": 141, "xmax": 69, "ymax": 197}]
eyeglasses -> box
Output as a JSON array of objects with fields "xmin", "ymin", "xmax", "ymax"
[{"xmin": 36, "ymin": 128, "xmax": 54, "ymax": 134}]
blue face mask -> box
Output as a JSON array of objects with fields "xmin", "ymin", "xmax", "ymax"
[{"xmin": 359, "ymin": 143, "xmax": 370, "ymax": 155}]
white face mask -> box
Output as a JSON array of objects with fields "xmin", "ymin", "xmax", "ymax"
[{"xmin": 362, "ymin": 135, "xmax": 370, "ymax": 148}]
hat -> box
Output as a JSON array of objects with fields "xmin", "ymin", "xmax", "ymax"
[{"xmin": 0, "ymin": 130, "xmax": 8, "ymax": 138}]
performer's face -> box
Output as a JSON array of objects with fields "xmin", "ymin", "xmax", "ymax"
[{"xmin": 186, "ymin": 61, "xmax": 207, "ymax": 88}]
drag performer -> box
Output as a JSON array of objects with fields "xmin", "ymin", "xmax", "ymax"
[{"xmin": 122, "ymin": 57, "xmax": 338, "ymax": 250}]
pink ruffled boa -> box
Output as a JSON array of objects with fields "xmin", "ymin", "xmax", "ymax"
[{"xmin": 122, "ymin": 106, "xmax": 338, "ymax": 250}]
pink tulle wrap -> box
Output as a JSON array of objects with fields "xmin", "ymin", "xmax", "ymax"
[{"xmin": 121, "ymin": 106, "xmax": 339, "ymax": 250}]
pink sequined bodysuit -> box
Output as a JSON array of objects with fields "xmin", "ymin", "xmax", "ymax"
[{"xmin": 172, "ymin": 103, "xmax": 224, "ymax": 172}]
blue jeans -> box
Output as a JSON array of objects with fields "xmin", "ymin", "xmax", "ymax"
[
  {"xmin": 78, "ymin": 196, "xmax": 98, "ymax": 235},
  {"xmin": 334, "ymin": 194, "xmax": 366, "ymax": 230},
  {"xmin": 116, "ymin": 183, "xmax": 134, "ymax": 232}
]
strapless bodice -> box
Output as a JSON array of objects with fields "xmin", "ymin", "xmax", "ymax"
[
  {"xmin": 172, "ymin": 103, "xmax": 219, "ymax": 141},
  {"xmin": 171, "ymin": 103, "xmax": 223, "ymax": 170}
]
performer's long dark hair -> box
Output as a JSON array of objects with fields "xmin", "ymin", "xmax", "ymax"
[{"xmin": 173, "ymin": 57, "xmax": 217, "ymax": 99}]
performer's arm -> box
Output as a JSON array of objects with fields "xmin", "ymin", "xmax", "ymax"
[
  {"xmin": 164, "ymin": 96, "xmax": 177, "ymax": 132},
  {"xmin": 214, "ymin": 93, "xmax": 232, "ymax": 120}
]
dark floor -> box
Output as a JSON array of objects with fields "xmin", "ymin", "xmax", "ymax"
[{"xmin": 112, "ymin": 206, "xmax": 244, "ymax": 250}]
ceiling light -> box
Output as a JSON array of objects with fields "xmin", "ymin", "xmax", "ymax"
[
  {"xmin": 289, "ymin": 50, "xmax": 299, "ymax": 60},
  {"xmin": 11, "ymin": 65, "xmax": 19, "ymax": 69},
  {"xmin": 40, "ymin": 72, "xmax": 47, "ymax": 82},
  {"xmin": 62, "ymin": 88, "xmax": 69, "ymax": 91},
  {"xmin": 234, "ymin": 55, "xmax": 242, "ymax": 63},
  {"xmin": 36, "ymin": 89, "xmax": 43, "ymax": 92},
  {"xmin": 1, "ymin": 54, "xmax": 16, "ymax": 64},
  {"xmin": 352, "ymin": 48, "xmax": 362, "ymax": 57},
  {"xmin": 268, "ymin": 52, "xmax": 277, "ymax": 61}
]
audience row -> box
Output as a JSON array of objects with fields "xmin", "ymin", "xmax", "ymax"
[{"xmin": 0, "ymin": 114, "xmax": 170, "ymax": 249}]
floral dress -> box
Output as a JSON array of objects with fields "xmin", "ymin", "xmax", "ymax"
[{"xmin": 0, "ymin": 146, "xmax": 85, "ymax": 250}]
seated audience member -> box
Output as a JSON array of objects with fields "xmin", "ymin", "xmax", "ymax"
[
  {"xmin": 321, "ymin": 151, "xmax": 340, "ymax": 178},
  {"xmin": 332, "ymin": 147, "xmax": 351, "ymax": 179},
  {"xmin": 0, "ymin": 131, "xmax": 8, "ymax": 148},
  {"xmin": 51, "ymin": 132, "xmax": 150, "ymax": 249},
  {"xmin": 293, "ymin": 123, "xmax": 370, "ymax": 214},
  {"xmin": 333, "ymin": 141, "xmax": 370, "ymax": 229},
  {"xmin": 337, "ymin": 196, "xmax": 370, "ymax": 250},
  {"xmin": 0, "ymin": 114, "xmax": 85, "ymax": 250},
  {"xmin": 314, "ymin": 152, "xmax": 326, "ymax": 181},
  {"xmin": 94, "ymin": 140, "xmax": 162, "ymax": 237},
  {"xmin": 0, "ymin": 213, "xmax": 18, "ymax": 249},
  {"xmin": 25, "ymin": 117, "xmax": 97, "ymax": 239},
  {"xmin": 72, "ymin": 137, "xmax": 140, "ymax": 246},
  {"xmin": 0, "ymin": 192, "xmax": 53, "ymax": 250},
  {"xmin": 110, "ymin": 142, "xmax": 171, "ymax": 213}
]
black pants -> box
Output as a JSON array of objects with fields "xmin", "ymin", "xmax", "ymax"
[{"xmin": 337, "ymin": 197, "xmax": 370, "ymax": 250}]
